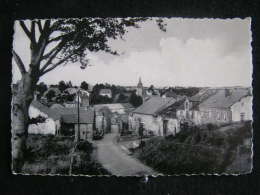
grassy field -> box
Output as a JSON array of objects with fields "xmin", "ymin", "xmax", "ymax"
[
  {"xmin": 22, "ymin": 134, "xmax": 110, "ymax": 175},
  {"xmin": 132, "ymin": 121, "xmax": 252, "ymax": 175}
]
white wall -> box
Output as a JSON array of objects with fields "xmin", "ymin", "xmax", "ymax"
[
  {"xmin": 129, "ymin": 113, "xmax": 179, "ymax": 136},
  {"xmin": 28, "ymin": 105, "xmax": 57, "ymax": 135},
  {"xmin": 231, "ymin": 96, "xmax": 253, "ymax": 122}
]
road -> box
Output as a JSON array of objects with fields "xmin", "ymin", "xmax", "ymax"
[{"xmin": 92, "ymin": 132, "xmax": 158, "ymax": 176}]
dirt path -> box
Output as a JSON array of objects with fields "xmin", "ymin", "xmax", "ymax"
[{"xmin": 92, "ymin": 132, "xmax": 158, "ymax": 176}]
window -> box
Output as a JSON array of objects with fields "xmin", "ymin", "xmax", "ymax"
[{"xmin": 240, "ymin": 113, "xmax": 245, "ymax": 121}]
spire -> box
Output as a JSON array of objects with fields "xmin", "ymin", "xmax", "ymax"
[{"xmin": 137, "ymin": 77, "xmax": 143, "ymax": 88}]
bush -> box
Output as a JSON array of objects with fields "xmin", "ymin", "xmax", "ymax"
[{"xmin": 22, "ymin": 135, "xmax": 109, "ymax": 175}]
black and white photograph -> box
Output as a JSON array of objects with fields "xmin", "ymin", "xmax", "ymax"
[{"xmin": 11, "ymin": 17, "xmax": 253, "ymax": 176}]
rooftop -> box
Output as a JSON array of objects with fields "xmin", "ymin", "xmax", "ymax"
[{"xmin": 132, "ymin": 96, "xmax": 177, "ymax": 115}]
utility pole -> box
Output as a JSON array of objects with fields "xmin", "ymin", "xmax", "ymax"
[{"xmin": 75, "ymin": 89, "xmax": 80, "ymax": 142}]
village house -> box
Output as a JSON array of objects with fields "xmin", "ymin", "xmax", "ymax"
[
  {"xmin": 129, "ymin": 96, "xmax": 183, "ymax": 136},
  {"xmin": 99, "ymin": 89, "xmax": 112, "ymax": 98},
  {"xmin": 60, "ymin": 108, "xmax": 94, "ymax": 140},
  {"xmin": 28, "ymin": 100, "xmax": 61, "ymax": 135},
  {"xmin": 176, "ymin": 87, "xmax": 253, "ymax": 125}
]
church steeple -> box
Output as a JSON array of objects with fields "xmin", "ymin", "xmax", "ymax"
[
  {"xmin": 136, "ymin": 77, "xmax": 143, "ymax": 97},
  {"xmin": 137, "ymin": 77, "xmax": 143, "ymax": 88}
]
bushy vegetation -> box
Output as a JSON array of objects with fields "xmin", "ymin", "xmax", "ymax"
[
  {"xmin": 22, "ymin": 135, "xmax": 109, "ymax": 175},
  {"xmin": 135, "ymin": 121, "xmax": 252, "ymax": 174}
]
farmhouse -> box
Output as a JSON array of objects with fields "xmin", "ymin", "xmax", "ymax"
[
  {"xmin": 28, "ymin": 100, "xmax": 61, "ymax": 135},
  {"xmin": 129, "ymin": 96, "xmax": 182, "ymax": 136},
  {"xmin": 176, "ymin": 87, "xmax": 252, "ymax": 125}
]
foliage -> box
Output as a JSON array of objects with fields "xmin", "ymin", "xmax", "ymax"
[
  {"xmin": 135, "ymin": 121, "xmax": 252, "ymax": 174},
  {"xmin": 29, "ymin": 115, "xmax": 46, "ymax": 124},
  {"xmin": 36, "ymin": 82, "xmax": 48, "ymax": 97},
  {"xmin": 58, "ymin": 80, "xmax": 69, "ymax": 92},
  {"xmin": 80, "ymin": 81, "xmax": 89, "ymax": 90},
  {"xmin": 117, "ymin": 93, "xmax": 128, "ymax": 103},
  {"xmin": 45, "ymin": 89, "xmax": 56, "ymax": 101},
  {"xmin": 22, "ymin": 135, "xmax": 109, "ymax": 175},
  {"xmin": 129, "ymin": 92, "xmax": 143, "ymax": 107}
]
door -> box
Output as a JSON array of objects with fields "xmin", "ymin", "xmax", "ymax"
[{"xmin": 163, "ymin": 120, "xmax": 168, "ymax": 136}]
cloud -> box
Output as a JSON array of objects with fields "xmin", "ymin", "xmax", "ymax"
[{"xmin": 12, "ymin": 18, "xmax": 252, "ymax": 87}]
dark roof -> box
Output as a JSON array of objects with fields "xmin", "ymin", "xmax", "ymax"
[
  {"xmin": 132, "ymin": 97, "xmax": 177, "ymax": 115},
  {"xmin": 61, "ymin": 109, "xmax": 94, "ymax": 124},
  {"xmin": 31, "ymin": 101, "xmax": 61, "ymax": 120}
]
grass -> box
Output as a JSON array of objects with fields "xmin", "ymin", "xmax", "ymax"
[
  {"xmin": 22, "ymin": 134, "xmax": 110, "ymax": 175},
  {"xmin": 133, "ymin": 121, "xmax": 252, "ymax": 175}
]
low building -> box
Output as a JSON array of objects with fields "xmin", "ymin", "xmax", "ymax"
[
  {"xmin": 61, "ymin": 109, "xmax": 94, "ymax": 140},
  {"xmin": 28, "ymin": 101, "xmax": 61, "ymax": 135},
  {"xmin": 129, "ymin": 97, "xmax": 181, "ymax": 136},
  {"xmin": 99, "ymin": 89, "xmax": 112, "ymax": 98},
  {"xmin": 176, "ymin": 87, "xmax": 253, "ymax": 125}
]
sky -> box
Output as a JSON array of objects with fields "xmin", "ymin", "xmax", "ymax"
[{"xmin": 12, "ymin": 17, "xmax": 252, "ymax": 88}]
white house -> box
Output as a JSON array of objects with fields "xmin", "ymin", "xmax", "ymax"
[
  {"xmin": 129, "ymin": 97, "xmax": 181, "ymax": 136},
  {"xmin": 230, "ymin": 95, "xmax": 253, "ymax": 122},
  {"xmin": 99, "ymin": 89, "xmax": 112, "ymax": 98},
  {"xmin": 28, "ymin": 101, "xmax": 61, "ymax": 135}
]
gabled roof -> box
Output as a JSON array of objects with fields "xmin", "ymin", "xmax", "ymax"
[
  {"xmin": 30, "ymin": 100, "xmax": 61, "ymax": 120},
  {"xmin": 132, "ymin": 97, "xmax": 176, "ymax": 115},
  {"xmin": 199, "ymin": 88, "xmax": 251, "ymax": 109}
]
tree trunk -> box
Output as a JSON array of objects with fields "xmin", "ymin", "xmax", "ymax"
[{"xmin": 11, "ymin": 73, "xmax": 37, "ymax": 173}]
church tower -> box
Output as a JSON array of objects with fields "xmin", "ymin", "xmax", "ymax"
[{"xmin": 136, "ymin": 77, "xmax": 143, "ymax": 97}]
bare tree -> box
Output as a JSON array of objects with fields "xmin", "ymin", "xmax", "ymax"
[{"xmin": 11, "ymin": 18, "xmax": 166, "ymax": 172}]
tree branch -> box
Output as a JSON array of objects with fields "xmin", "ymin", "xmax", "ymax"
[
  {"xmin": 36, "ymin": 20, "xmax": 43, "ymax": 34},
  {"xmin": 12, "ymin": 50, "xmax": 26, "ymax": 75},
  {"xmin": 30, "ymin": 21, "xmax": 36, "ymax": 45},
  {"xmin": 40, "ymin": 40, "xmax": 66, "ymax": 72},
  {"xmin": 19, "ymin": 21, "xmax": 32, "ymax": 40},
  {"xmin": 40, "ymin": 53, "xmax": 75, "ymax": 76}
]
